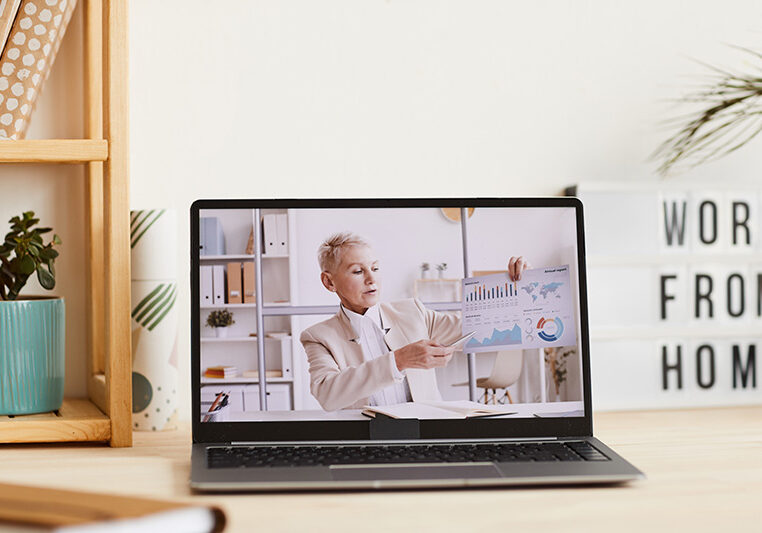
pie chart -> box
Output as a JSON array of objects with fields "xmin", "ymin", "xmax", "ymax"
[{"xmin": 537, "ymin": 317, "xmax": 564, "ymax": 342}]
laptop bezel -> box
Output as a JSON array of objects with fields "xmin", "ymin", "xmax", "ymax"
[{"xmin": 191, "ymin": 197, "xmax": 593, "ymax": 443}]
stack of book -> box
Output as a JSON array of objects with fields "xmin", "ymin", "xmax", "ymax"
[
  {"xmin": 0, "ymin": 0, "xmax": 78, "ymax": 139},
  {"xmin": 203, "ymin": 365, "xmax": 238, "ymax": 379}
]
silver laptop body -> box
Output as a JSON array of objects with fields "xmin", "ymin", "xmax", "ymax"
[{"xmin": 190, "ymin": 198, "xmax": 644, "ymax": 491}]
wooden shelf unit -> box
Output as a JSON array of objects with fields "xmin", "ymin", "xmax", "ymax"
[{"xmin": 0, "ymin": 0, "xmax": 131, "ymax": 447}]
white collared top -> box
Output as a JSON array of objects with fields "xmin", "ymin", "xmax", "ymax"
[{"xmin": 341, "ymin": 304, "xmax": 412, "ymax": 406}]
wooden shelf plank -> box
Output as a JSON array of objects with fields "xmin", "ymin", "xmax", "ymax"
[
  {"xmin": 0, "ymin": 139, "xmax": 108, "ymax": 163},
  {"xmin": 0, "ymin": 399, "xmax": 111, "ymax": 444}
]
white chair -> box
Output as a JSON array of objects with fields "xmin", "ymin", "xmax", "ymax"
[{"xmin": 452, "ymin": 350, "xmax": 524, "ymax": 404}]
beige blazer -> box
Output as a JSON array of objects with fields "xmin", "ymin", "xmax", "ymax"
[{"xmin": 300, "ymin": 298, "xmax": 462, "ymax": 411}]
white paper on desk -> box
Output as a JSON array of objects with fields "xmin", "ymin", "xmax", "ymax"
[
  {"xmin": 363, "ymin": 402, "xmax": 465, "ymax": 419},
  {"xmin": 363, "ymin": 401, "xmax": 517, "ymax": 419},
  {"xmin": 423, "ymin": 400, "xmax": 518, "ymax": 416}
]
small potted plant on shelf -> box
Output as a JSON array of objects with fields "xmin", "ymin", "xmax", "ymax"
[
  {"xmin": 435, "ymin": 262, "xmax": 448, "ymax": 279},
  {"xmin": 0, "ymin": 211, "xmax": 63, "ymax": 415},
  {"xmin": 420, "ymin": 262, "xmax": 431, "ymax": 279},
  {"xmin": 206, "ymin": 309, "xmax": 235, "ymax": 338}
]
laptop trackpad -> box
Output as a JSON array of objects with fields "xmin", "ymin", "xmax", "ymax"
[{"xmin": 330, "ymin": 463, "xmax": 502, "ymax": 481}]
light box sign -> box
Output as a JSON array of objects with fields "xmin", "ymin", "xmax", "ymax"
[{"xmin": 567, "ymin": 183, "xmax": 760, "ymax": 410}]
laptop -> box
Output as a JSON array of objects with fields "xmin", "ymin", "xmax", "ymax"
[{"xmin": 190, "ymin": 198, "xmax": 644, "ymax": 491}]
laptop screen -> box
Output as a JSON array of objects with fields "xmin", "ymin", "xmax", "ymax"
[{"xmin": 193, "ymin": 199, "xmax": 589, "ymax": 435}]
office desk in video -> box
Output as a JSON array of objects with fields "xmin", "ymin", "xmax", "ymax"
[
  {"xmin": 0, "ymin": 407, "xmax": 758, "ymax": 532},
  {"xmin": 226, "ymin": 401, "xmax": 584, "ymax": 421}
]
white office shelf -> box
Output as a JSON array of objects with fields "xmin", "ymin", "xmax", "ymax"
[
  {"xmin": 199, "ymin": 207, "xmax": 300, "ymax": 412},
  {"xmin": 200, "ymin": 254, "xmax": 254, "ymax": 261},
  {"xmin": 199, "ymin": 254, "xmax": 288, "ymax": 263},
  {"xmin": 201, "ymin": 336, "xmax": 291, "ymax": 343},
  {"xmin": 200, "ymin": 254, "xmax": 289, "ymax": 261},
  {"xmin": 201, "ymin": 377, "xmax": 293, "ymax": 384},
  {"xmin": 201, "ymin": 337, "xmax": 257, "ymax": 343},
  {"xmin": 200, "ymin": 302, "xmax": 291, "ymax": 310}
]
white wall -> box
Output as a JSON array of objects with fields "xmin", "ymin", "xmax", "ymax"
[
  {"xmin": 4, "ymin": 1, "xmax": 762, "ymax": 418},
  {"xmin": 124, "ymin": 0, "xmax": 762, "ymax": 420}
]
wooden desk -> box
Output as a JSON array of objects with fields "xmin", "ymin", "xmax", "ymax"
[{"xmin": 0, "ymin": 406, "xmax": 759, "ymax": 532}]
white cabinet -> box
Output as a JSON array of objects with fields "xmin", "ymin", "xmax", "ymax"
[{"xmin": 244, "ymin": 384, "xmax": 292, "ymax": 411}]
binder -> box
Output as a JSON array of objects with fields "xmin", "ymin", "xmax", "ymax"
[
  {"xmin": 242, "ymin": 261, "xmax": 256, "ymax": 303},
  {"xmin": 200, "ymin": 265, "xmax": 213, "ymax": 305},
  {"xmin": 262, "ymin": 214, "xmax": 277, "ymax": 255},
  {"xmin": 199, "ymin": 215, "xmax": 206, "ymax": 255},
  {"xmin": 212, "ymin": 265, "xmax": 225, "ymax": 305},
  {"xmin": 280, "ymin": 335, "xmax": 293, "ymax": 377},
  {"xmin": 226, "ymin": 262, "xmax": 242, "ymax": 304},
  {"xmin": 275, "ymin": 213, "xmax": 289, "ymax": 255},
  {"xmin": 201, "ymin": 217, "xmax": 226, "ymax": 256}
]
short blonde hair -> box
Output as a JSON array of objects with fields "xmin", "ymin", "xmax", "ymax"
[{"xmin": 318, "ymin": 232, "xmax": 371, "ymax": 272}]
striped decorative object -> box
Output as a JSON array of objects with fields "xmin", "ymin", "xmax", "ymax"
[
  {"xmin": 131, "ymin": 282, "xmax": 176, "ymax": 332},
  {"xmin": 130, "ymin": 209, "xmax": 165, "ymax": 249},
  {"xmin": 0, "ymin": 297, "xmax": 64, "ymax": 415},
  {"xmin": 130, "ymin": 209, "xmax": 175, "ymax": 281},
  {"xmin": 130, "ymin": 209, "xmax": 177, "ymax": 431}
]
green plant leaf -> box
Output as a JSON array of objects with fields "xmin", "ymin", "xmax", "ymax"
[
  {"xmin": 47, "ymin": 258, "xmax": 55, "ymax": 277},
  {"xmin": 36, "ymin": 227, "xmax": 52, "ymax": 234},
  {"xmin": 19, "ymin": 254, "xmax": 35, "ymax": 275},
  {"xmin": 40, "ymin": 247, "xmax": 58, "ymax": 260},
  {"xmin": 36, "ymin": 265, "xmax": 55, "ymax": 289},
  {"xmin": 53, "ymin": 234, "xmax": 62, "ymax": 245}
]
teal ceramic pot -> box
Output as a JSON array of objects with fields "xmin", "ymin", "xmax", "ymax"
[{"xmin": 0, "ymin": 297, "xmax": 65, "ymax": 415}]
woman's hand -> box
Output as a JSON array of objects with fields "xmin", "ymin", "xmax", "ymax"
[
  {"xmin": 508, "ymin": 256, "xmax": 530, "ymax": 281},
  {"xmin": 394, "ymin": 340, "xmax": 455, "ymax": 371}
]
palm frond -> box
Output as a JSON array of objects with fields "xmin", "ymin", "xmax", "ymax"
[{"xmin": 653, "ymin": 50, "xmax": 762, "ymax": 175}]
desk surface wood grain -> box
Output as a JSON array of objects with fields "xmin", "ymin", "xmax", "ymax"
[{"xmin": 0, "ymin": 406, "xmax": 759, "ymax": 532}]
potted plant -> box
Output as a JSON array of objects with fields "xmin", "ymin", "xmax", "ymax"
[
  {"xmin": 0, "ymin": 211, "xmax": 63, "ymax": 415},
  {"xmin": 206, "ymin": 309, "xmax": 235, "ymax": 338},
  {"xmin": 435, "ymin": 262, "xmax": 448, "ymax": 279},
  {"xmin": 544, "ymin": 346, "xmax": 575, "ymax": 402}
]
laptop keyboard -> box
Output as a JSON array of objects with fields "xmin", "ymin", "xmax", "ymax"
[{"xmin": 207, "ymin": 441, "xmax": 609, "ymax": 469}]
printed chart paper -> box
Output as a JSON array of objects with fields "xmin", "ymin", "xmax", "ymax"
[{"xmin": 462, "ymin": 265, "xmax": 576, "ymax": 352}]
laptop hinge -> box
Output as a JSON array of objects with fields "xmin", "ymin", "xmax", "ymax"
[
  {"xmin": 228, "ymin": 436, "xmax": 560, "ymax": 446},
  {"xmin": 368, "ymin": 417, "xmax": 420, "ymax": 440}
]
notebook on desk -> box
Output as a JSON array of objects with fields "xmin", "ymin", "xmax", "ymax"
[{"xmin": 190, "ymin": 198, "xmax": 644, "ymax": 491}]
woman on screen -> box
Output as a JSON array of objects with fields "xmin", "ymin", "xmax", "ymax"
[{"xmin": 300, "ymin": 232, "xmax": 528, "ymax": 411}]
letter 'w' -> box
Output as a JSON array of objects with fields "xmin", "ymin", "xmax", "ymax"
[{"xmin": 663, "ymin": 200, "xmax": 687, "ymax": 246}]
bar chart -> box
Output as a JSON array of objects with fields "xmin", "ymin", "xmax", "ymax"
[
  {"xmin": 464, "ymin": 280, "xmax": 519, "ymax": 302},
  {"xmin": 461, "ymin": 266, "xmax": 576, "ymax": 352}
]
